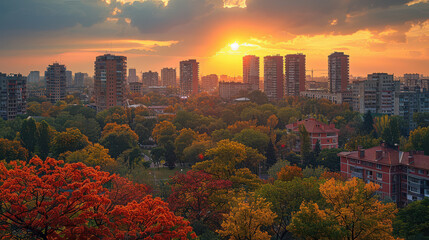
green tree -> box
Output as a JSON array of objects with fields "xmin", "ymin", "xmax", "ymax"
[
  {"xmin": 36, "ymin": 120, "xmax": 52, "ymax": 159},
  {"xmin": 361, "ymin": 110, "xmax": 374, "ymax": 134},
  {"xmin": 394, "ymin": 198, "xmax": 429, "ymax": 239},
  {"xmin": 174, "ymin": 128, "xmax": 197, "ymax": 164},
  {"xmin": 51, "ymin": 128, "xmax": 90, "ymax": 157},
  {"xmin": 408, "ymin": 126, "xmax": 429, "ymax": 155},
  {"xmin": 233, "ymin": 128, "xmax": 270, "ymax": 154},
  {"xmin": 316, "ymin": 148, "xmax": 343, "ymax": 172},
  {"xmin": 382, "ymin": 116, "xmax": 401, "ymax": 147},
  {"xmin": 152, "ymin": 120, "xmax": 177, "ymax": 147},
  {"xmin": 299, "ymin": 125, "xmax": 311, "ymax": 165},
  {"xmin": 100, "ymin": 123, "xmax": 139, "ymax": 158},
  {"xmin": 150, "ymin": 146, "xmax": 166, "ymax": 168},
  {"xmin": 413, "ymin": 112, "xmax": 429, "ymax": 128},
  {"xmin": 165, "ymin": 143, "xmax": 177, "ymax": 169},
  {"xmin": 20, "ymin": 118, "xmax": 37, "ymax": 153},
  {"xmin": 247, "ymin": 90, "xmax": 269, "ymax": 105},
  {"xmin": 266, "ymin": 139, "xmax": 277, "ymax": 167},
  {"xmin": 314, "ymin": 140, "xmax": 321, "ymax": 157}
]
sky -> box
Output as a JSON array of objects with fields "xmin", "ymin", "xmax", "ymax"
[{"xmin": 0, "ymin": 0, "xmax": 428, "ymax": 78}]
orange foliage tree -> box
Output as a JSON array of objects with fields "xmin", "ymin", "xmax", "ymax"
[
  {"xmin": 277, "ymin": 165, "xmax": 303, "ymax": 181},
  {"xmin": 0, "ymin": 157, "xmax": 196, "ymax": 240}
]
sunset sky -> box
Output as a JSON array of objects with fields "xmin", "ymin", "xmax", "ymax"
[{"xmin": 0, "ymin": 0, "xmax": 428, "ymax": 78}]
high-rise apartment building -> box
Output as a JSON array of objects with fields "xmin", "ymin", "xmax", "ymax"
[
  {"xmin": 45, "ymin": 63, "xmax": 66, "ymax": 104},
  {"xmin": 180, "ymin": 59, "xmax": 199, "ymax": 96},
  {"xmin": 285, "ymin": 53, "xmax": 306, "ymax": 96},
  {"xmin": 74, "ymin": 72, "xmax": 85, "ymax": 87},
  {"xmin": 201, "ymin": 74, "xmax": 219, "ymax": 92},
  {"xmin": 66, "ymin": 70, "xmax": 73, "ymax": 88},
  {"xmin": 27, "ymin": 71, "xmax": 40, "ymax": 83},
  {"xmin": 128, "ymin": 68, "xmax": 138, "ymax": 83},
  {"xmin": 329, "ymin": 52, "xmax": 349, "ymax": 93},
  {"xmin": 351, "ymin": 73, "xmax": 400, "ymax": 115},
  {"xmin": 142, "ymin": 71, "xmax": 159, "ymax": 86},
  {"xmin": 0, "ymin": 73, "xmax": 27, "ymax": 120},
  {"xmin": 94, "ymin": 54, "xmax": 127, "ymax": 111},
  {"xmin": 243, "ymin": 55, "xmax": 260, "ymax": 91},
  {"xmin": 264, "ymin": 55, "xmax": 284, "ymax": 100},
  {"xmin": 161, "ymin": 68, "xmax": 177, "ymax": 87}
]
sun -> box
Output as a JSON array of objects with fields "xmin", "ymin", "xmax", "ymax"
[{"xmin": 230, "ymin": 42, "xmax": 240, "ymax": 51}]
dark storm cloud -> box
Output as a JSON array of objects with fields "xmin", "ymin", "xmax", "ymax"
[{"xmin": 0, "ymin": 0, "xmax": 111, "ymax": 31}]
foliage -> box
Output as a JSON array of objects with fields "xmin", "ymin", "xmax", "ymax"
[
  {"xmin": 393, "ymin": 198, "xmax": 429, "ymax": 239},
  {"xmin": 62, "ymin": 143, "xmax": 117, "ymax": 172},
  {"xmin": 268, "ymin": 159, "xmax": 288, "ymax": 179},
  {"xmin": 51, "ymin": 127, "xmax": 90, "ymax": 157},
  {"xmin": 217, "ymin": 193, "xmax": 276, "ymax": 240},
  {"xmin": 152, "ymin": 120, "xmax": 177, "ymax": 147},
  {"xmin": 361, "ymin": 110, "xmax": 374, "ymax": 134},
  {"xmin": 100, "ymin": 123, "xmax": 139, "ymax": 158},
  {"xmin": 407, "ymin": 126, "xmax": 429, "ymax": 155},
  {"xmin": 299, "ymin": 124, "xmax": 311, "ymax": 164},
  {"xmin": 345, "ymin": 135, "xmax": 381, "ymax": 151},
  {"xmin": 277, "ymin": 165, "xmax": 303, "ymax": 181},
  {"xmin": 0, "ymin": 157, "xmax": 195, "ymax": 239},
  {"xmin": 413, "ymin": 112, "xmax": 429, "ymax": 128},
  {"xmin": 233, "ymin": 128, "xmax": 270, "ymax": 154},
  {"xmin": 174, "ymin": 128, "xmax": 197, "ymax": 162},
  {"xmin": 265, "ymin": 139, "xmax": 277, "ymax": 167},
  {"xmin": 316, "ymin": 148, "xmax": 344, "ymax": 172},
  {"xmin": 20, "ymin": 118, "xmax": 37, "ymax": 153},
  {"xmin": 0, "ymin": 138, "xmax": 29, "ymax": 162},
  {"xmin": 257, "ymin": 177, "xmax": 324, "ymax": 240},
  {"xmin": 288, "ymin": 178, "xmax": 398, "ymax": 240},
  {"xmin": 168, "ymin": 171, "xmax": 232, "ymax": 228}
]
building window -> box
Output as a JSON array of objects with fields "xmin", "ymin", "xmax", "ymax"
[
  {"xmin": 376, "ymin": 164, "xmax": 382, "ymax": 170},
  {"xmin": 418, "ymin": 169, "xmax": 424, "ymax": 175},
  {"xmin": 377, "ymin": 173, "xmax": 382, "ymax": 180}
]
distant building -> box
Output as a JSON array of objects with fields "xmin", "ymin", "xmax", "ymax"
[
  {"xmin": 339, "ymin": 144, "xmax": 429, "ymax": 205},
  {"xmin": 180, "ymin": 59, "xmax": 199, "ymax": 96},
  {"xmin": 27, "ymin": 71, "xmax": 40, "ymax": 83},
  {"xmin": 161, "ymin": 68, "xmax": 177, "ymax": 87},
  {"xmin": 74, "ymin": 72, "xmax": 85, "ymax": 88},
  {"xmin": 351, "ymin": 73, "xmax": 400, "ymax": 115},
  {"xmin": 45, "ymin": 63, "xmax": 67, "ymax": 104},
  {"xmin": 300, "ymin": 90, "xmax": 344, "ymax": 104},
  {"xmin": 243, "ymin": 55, "xmax": 260, "ymax": 91},
  {"xmin": 285, "ymin": 53, "xmax": 306, "ymax": 96},
  {"xmin": 142, "ymin": 71, "xmax": 159, "ymax": 87},
  {"xmin": 394, "ymin": 88, "xmax": 429, "ymax": 130},
  {"xmin": 264, "ymin": 55, "xmax": 284, "ymax": 100},
  {"xmin": 286, "ymin": 118, "xmax": 339, "ymax": 150},
  {"xmin": 94, "ymin": 54, "xmax": 127, "ymax": 111},
  {"xmin": 129, "ymin": 81, "xmax": 143, "ymax": 94},
  {"xmin": 0, "ymin": 73, "xmax": 26, "ymax": 120},
  {"xmin": 66, "ymin": 70, "xmax": 73, "ymax": 88},
  {"xmin": 201, "ymin": 74, "xmax": 219, "ymax": 92},
  {"xmin": 128, "ymin": 68, "xmax": 139, "ymax": 83},
  {"xmin": 404, "ymin": 73, "xmax": 428, "ymax": 91},
  {"xmin": 219, "ymin": 82, "xmax": 251, "ymax": 100},
  {"xmin": 329, "ymin": 52, "xmax": 349, "ymax": 93}
]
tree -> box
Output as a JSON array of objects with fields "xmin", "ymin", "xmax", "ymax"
[
  {"xmin": 0, "ymin": 138, "xmax": 28, "ymax": 162},
  {"xmin": 233, "ymin": 128, "xmax": 270, "ymax": 154},
  {"xmin": 217, "ymin": 193, "xmax": 276, "ymax": 240},
  {"xmin": 299, "ymin": 125, "xmax": 311, "ymax": 165},
  {"xmin": 257, "ymin": 177, "xmax": 324, "ymax": 240},
  {"xmin": 100, "ymin": 123, "xmax": 139, "ymax": 158},
  {"xmin": 345, "ymin": 135, "xmax": 381, "ymax": 151},
  {"xmin": 265, "ymin": 139, "xmax": 277, "ymax": 167},
  {"xmin": 267, "ymin": 114, "xmax": 279, "ymax": 130},
  {"xmin": 51, "ymin": 127, "xmax": 90, "ymax": 157},
  {"xmin": 314, "ymin": 140, "xmax": 321, "ymax": 157},
  {"xmin": 20, "ymin": 118, "xmax": 37, "ymax": 153},
  {"xmin": 361, "ymin": 110, "xmax": 374, "ymax": 134},
  {"xmin": 288, "ymin": 178, "xmax": 398, "ymax": 240},
  {"xmin": 407, "ymin": 126, "xmax": 429, "ymax": 155},
  {"xmin": 316, "ymin": 148, "xmax": 344, "ymax": 172},
  {"xmin": 413, "ymin": 112, "xmax": 429, "ymax": 128},
  {"xmin": 36, "ymin": 120, "xmax": 52, "ymax": 160},
  {"xmin": 165, "ymin": 143, "xmax": 177, "ymax": 169},
  {"xmin": 168, "ymin": 171, "xmax": 232, "ymax": 228},
  {"xmin": 118, "ymin": 147, "xmax": 143, "ymax": 171},
  {"xmin": 394, "ymin": 198, "xmax": 429, "ymax": 239},
  {"xmin": 0, "ymin": 157, "xmax": 195, "ymax": 239},
  {"xmin": 174, "ymin": 128, "xmax": 197, "ymax": 164},
  {"xmin": 63, "ymin": 143, "xmax": 117, "ymax": 171},
  {"xmin": 382, "ymin": 116, "xmax": 401, "ymax": 147},
  {"xmin": 277, "ymin": 165, "xmax": 303, "ymax": 181},
  {"xmin": 152, "ymin": 120, "xmax": 177, "ymax": 147},
  {"xmin": 151, "ymin": 146, "xmax": 166, "ymax": 168},
  {"xmin": 373, "ymin": 115, "xmax": 390, "ymax": 138}
]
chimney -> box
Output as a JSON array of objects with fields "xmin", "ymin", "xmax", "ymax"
[
  {"xmin": 359, "ymin": 149, "xmax": 365, "ymax": 158},
  {"xmin": 376, "ymin": 150, "xmax": 382, "ymax": 160}
]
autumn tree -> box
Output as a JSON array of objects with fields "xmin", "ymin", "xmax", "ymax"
[
  {"xmin": 168, "ymin": 171, "xmax": 232, "ymax": 228},
  {"xmin": 288, "ymin": 178, "xmax": 398, "ymax": 240},
  {"xmin": 407, "ymin": 126, "xmax": 429, "ymax": 155},
  {"xmin": 62, "ymin": 143, "xmax": 118, "ymax": 172},
  {"xmin": 152, "ymin": 120, "xmax": 177, "ymax": 147},
  {"xmin": 233, "ymin": 128, "xmax": 270, "ymax": 154},
  {"xmin": 217, "ymin": 193, "xmax": 276, "ymax": 240},
  {"xmin": 277, "ymin": 165, "xmax": 303, "ymax": 181},
  {"xmin": 0, "ymin": 138, "xmax": 28, "ymax": 162},
  {"xmin": 51, "ymin": 127, "xmax": 90, "ymax": 157},
  {"xmin": 0, "ymin": 157, "xmax": 196, "ymax": 239}
]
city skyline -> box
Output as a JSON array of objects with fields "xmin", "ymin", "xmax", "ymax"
[{"xmin": 0, "ymin": 0, "xmax": 428, "ymax": 77}]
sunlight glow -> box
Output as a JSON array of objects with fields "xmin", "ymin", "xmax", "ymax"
[{"xmin": 230, "ymin": 42, "xmax": 240, "ymax": 51}]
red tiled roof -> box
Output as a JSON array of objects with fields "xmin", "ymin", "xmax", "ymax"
[
  {"xmin": 339, "ymin": 145, "xmax": 429, "ymax": 170},
  {"xmin": 286, "ymin": 118, "xmax": 339, "ymax": 134}
]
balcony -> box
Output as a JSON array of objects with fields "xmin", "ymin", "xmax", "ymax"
[{"xmin": 351, "ymin": 172, "xmax": 363, "ymax": 179}]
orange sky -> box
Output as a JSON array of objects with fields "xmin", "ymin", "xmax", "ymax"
[{"xmin": 0, "ymin": 0, "xmax": 428, "ymax": 78}]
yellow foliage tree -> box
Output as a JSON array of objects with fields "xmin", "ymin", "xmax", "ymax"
[
  {"xmin": 62, "ymin": 143, "xmax": 118, "ymax": 172},
  {"xmin": 288, "ymin": 178, "xmax": 398, "ymax": 240},
  {"xmin": 218, "ymin": 193, "xmax": 276, "ymax": 240}
]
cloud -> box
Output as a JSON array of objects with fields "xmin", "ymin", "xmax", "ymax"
[{"xmin": 0, "ymin": 0, "xmax": 111, "ymax": 32}]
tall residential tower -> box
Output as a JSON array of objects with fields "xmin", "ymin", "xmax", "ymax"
[
  {"xmin": 264, "ymin": 55, "xmax": 284, "ymax": 100},
  {"xmin": 243, "ymin": 55, "xmax": 260, "ymax": 91},
  {"xmin": 328, "ymin": 52, "xmax": 349, "ymax": 93},
  {"xmin": 285, "ymin": 53, "xmax": 306, "ymax": 96},
  {"xmin": 94, "ymin": 54, "xmax": 127, "ymax": 111},
  {"xmin": 45, "ymin": 63, "xmax": 66, "ymax": 104},
  {"xmin": 180, "ymin": 59, "xmax": 199, "ymax": 96}
]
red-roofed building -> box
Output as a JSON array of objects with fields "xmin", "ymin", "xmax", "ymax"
[
  {"xmin": 286, "ymin": 118, "xmax": 339, "ymax": 150},
  {"xmin": 339, "ymin": 144, "xmax": 429, "ymax": 206}
]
